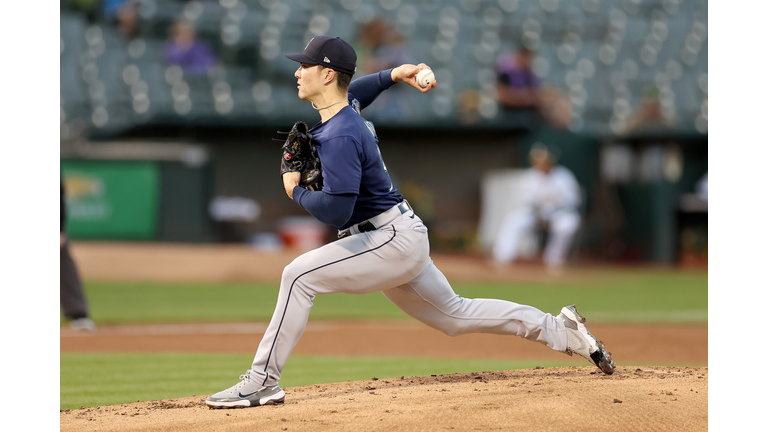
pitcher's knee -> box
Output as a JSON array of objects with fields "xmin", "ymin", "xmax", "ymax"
[
  {"xmin": 280, "ymin": 262, "xmax": 299, "ymax": 285},
  {"xmin": 280, "ymin": 260, "xmax": 314, "ymax": 293}
]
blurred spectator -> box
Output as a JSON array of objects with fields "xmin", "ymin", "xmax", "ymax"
[
  {"xmin": 354, "ymin": 18, "xmax": 413, "ymax": 121},
  {"xmin": 356, "ymin": 18, "xmax": 411, "ymax": 74},
  {"xmin": 624, "ymin": 85, "xmax": 676, "ymax": 135},
  {"xmin": 103, "ymin": 0, "xmax": 140, "ymax": 39},
  {"xmin": 495, "ymin": 48, "xmax": 570, "ymax": 128},
  {"xmin": 61, "ymin": 179, "xmax": 95, "ymax": 332},
  {"xmin": 495, "ymin": 47, "xmax": 541, "ymax": 109},
  {"xmin": 165, "ymin": 19, "xmax": 219, "ymax": 76},
  {"xmin": 456, "ymin": 89, "xmax": 481, "ymax": 124},
  {"xmin": 539, "ymin": 85, "xmax": 572, "ymax": 129},
  {"xmin": 492, "ymin": 143, "xmax": 581, "ymax": 273}
]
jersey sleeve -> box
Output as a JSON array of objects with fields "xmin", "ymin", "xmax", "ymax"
[
  {"xmin": 348, "ymin": 69, "xmax": 397, "ymax": 111},
  {"xmin": 319, "ymin": 135, "xmax": 363, "ymax": 195},
  {"xmin": 292, "ymin": 189, "xmax": 356, "ymax": 228}
]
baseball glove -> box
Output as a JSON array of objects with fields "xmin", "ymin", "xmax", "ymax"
[{"xmin": 277, "ymin": 121, "xmax": 323, "ymax": 192}]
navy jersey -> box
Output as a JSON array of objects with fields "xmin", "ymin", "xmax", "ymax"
[{"xmin": 309, "ymin": 103, "xmax": 403, "ymax": 229}]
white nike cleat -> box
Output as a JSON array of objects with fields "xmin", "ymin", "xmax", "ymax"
[
  {"xmin": 206, "ymin": 372, "xmax": 285, "ymax": 409},
  {"xmin": 559, "ymin": 305, "xmax": 615, "ymax": 375}
]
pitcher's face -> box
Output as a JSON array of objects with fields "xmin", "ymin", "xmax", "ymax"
[{"xmin": 295, "ymin": 63, "xmax": 322, "ymax": 101}]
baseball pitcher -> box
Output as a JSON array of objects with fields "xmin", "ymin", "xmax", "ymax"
[{"xmin": 206, "ymin": 36, "xmax": 614, "ymax": 409}]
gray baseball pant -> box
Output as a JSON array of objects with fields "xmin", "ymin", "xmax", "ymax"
[{"xmin": 249, "ymin": 204, "xmax": 568, "ymax": 386}]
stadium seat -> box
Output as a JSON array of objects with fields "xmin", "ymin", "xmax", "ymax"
[
  {"xmin": 60, "ymin": 13, "xmax": 86, "ymax": 61},
  {"xmin": 96, "ymin": 49, "xmax": 131, "ymax": 107},
  {"xmin": 671, "ymin": 71, "xmax": 701, "ymax": 115},
  {"xmin": 59, "ymin": 0, "xmax": 706, "ymax": 136},
  {"xmin": 60, "ymin": 61, "xmax": 89, "ymax": 122},
  {"xmin": 624, "ymin": 16, "xmax": 647, "ymax": 42},
  {"xmin": 132, "ymin": 56, "xmax": 174, "ymax": 115}
]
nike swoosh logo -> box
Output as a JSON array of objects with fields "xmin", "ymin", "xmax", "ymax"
[
  {"xmin": 238, "ymin": 390, "xmax": 259, "ymax": 398},
  {"xmin": 409, "ymin": 214, "xmax": 415, "ymax": 219}
]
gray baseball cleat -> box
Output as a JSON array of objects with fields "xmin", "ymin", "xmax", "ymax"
[
  {"xmin": 206, "ymin": 372, "xmax": 285, "ymax": 409},
  {"xmin": 558, "ymin": 305, "xmax": 615, "ymax": 375}
]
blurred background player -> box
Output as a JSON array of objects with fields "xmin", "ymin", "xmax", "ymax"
[
  {"xmin": 492, "ymin": 143, "xmax": 582, "ymax": 273},
  {"xmin": 61, "ymin": 179, "xmax": 95, "ymax": 332}
]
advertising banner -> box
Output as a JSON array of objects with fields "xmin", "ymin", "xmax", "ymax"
[{"xmin": 61, "ymin": 160, "xmax": 159, "ymax": 240}]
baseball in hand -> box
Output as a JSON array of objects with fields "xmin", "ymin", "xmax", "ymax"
[{"xmin": 416, "ymin": 69, "xmax": 434, "ymax": 88}]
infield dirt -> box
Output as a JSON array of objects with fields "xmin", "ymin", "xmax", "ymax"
[
  {"xmin": 61, "ymin": 242, "xmax": 708, "ymax": 430},
  {"xmin": 60, "ymin": 366, "xmax": 707, "ymax": 432}
]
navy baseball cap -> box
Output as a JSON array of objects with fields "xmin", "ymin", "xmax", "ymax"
[{"xmin": 285, "ymin": 36, "xmax": 357, "ymax": 75}]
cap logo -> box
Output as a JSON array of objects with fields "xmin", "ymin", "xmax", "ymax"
[{"xmin": 286, "ymin": 36, "xmax": 357, "ymax": 75}]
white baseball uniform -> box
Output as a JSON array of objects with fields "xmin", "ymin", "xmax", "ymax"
[{"xmin": 492, "ymin": 165, "xmax": 581, "ymax": 268}]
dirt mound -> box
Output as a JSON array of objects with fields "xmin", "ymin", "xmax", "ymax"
[{"xmin": 60, "ymin": 366, "xmax": 707, "ymax": 431}]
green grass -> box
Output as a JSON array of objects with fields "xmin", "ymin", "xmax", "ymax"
[
  {"xmin": 458, "ymin": 269, "xmax": 708, "ymax": 323},
  {"xmin": 69, "ymin": 268, "xmax": 707, "ymax": 325},
  {"xmin": 60, "ymin": 352, "xmax": 599, "ymax": 410},
  {"xmin": 60, "ymin": 268, "xmax": 707, "ymax": 409}
]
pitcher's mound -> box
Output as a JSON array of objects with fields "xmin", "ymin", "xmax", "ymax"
[{"xmin": 60, "ymin": 366, "xmax": 707, "ymax": 432}]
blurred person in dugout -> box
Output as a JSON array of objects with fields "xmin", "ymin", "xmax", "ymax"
[
  {"xmin": 494, "ymin": 47, "xmax": 570, "ymax": 129},
  {"xmin": 492, "ymin": 143, "xmax": 582, "ymax": 273},
  {"xmin": 164, "ymin": 19, "xmax": 219, "ymax": 76},
  {"xmin": 61, "ymin": 179, "xmax": 95, "ymax": 331}
]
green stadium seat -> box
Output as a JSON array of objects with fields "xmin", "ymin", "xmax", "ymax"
[
  {"xmin": 60, "ymin": 61, "xmax": 89, "ymax": 121},
  {"xmin": 59, "ymin": 0, "xmax": 706, "ymax": 135},
  {"xmin": 60, "ymin": 13, "xmax": 86, "ymax": 61}
]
